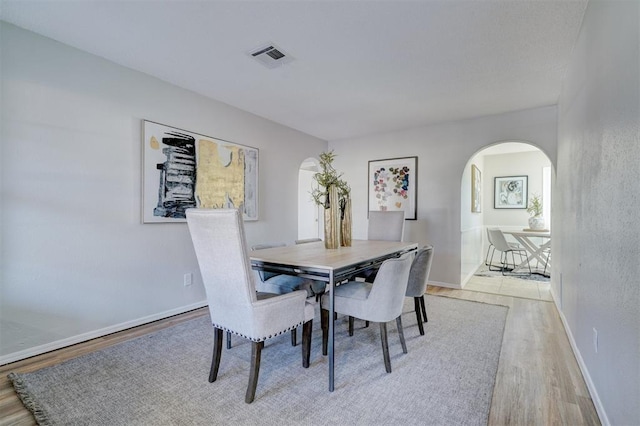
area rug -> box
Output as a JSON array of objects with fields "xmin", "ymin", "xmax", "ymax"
[
  {"xmin": 474, "ymin": 264, "xmax": 550, "ymax": 282},
  {"xmin": 9, "ymin": 296, "xmax": 508, "ymax": 426}
]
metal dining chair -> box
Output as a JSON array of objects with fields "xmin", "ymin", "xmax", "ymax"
[{"xmin": 487, "ymin": 228, "xmax": 531, "ymax": 276}]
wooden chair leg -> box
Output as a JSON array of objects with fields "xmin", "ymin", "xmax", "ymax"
[
  {"xmin": 291, "ymin": 328, "xmax": 297, "ymax": 346},
  {"xmin": 245, "ymin": 341, "xmax": 264, "ymax": 404},
  {"xmin": 420, "ymin": 295, "xmax": 428, "ymax": 323},
  {"xmin": 226, "ymin": 331, "xmax": 231, "ymax": 349},
  {"xmin": 348, "ymin": 316, "xmax": 355, "ymax": 336},
  {"xmin": 414, "ymin": 297, "xmax": 425, "ymax": 335},
  {"xmin": 302, "ymin": 320, "xmax": 312, "ymax": 368},
  {"xmin": 379, "ymin": 322, "xmax": 392, "ymax": 373},
  {"xmin": 321, "ymin": 308, "xmax": 329, "ymax": 356},
  {"xmin": 396, "ymin": 316, "xmax": 407, "ymax": 354},
  {"xmin": 209, "ymin": 327, "xmax": 223, "ymax": 382}
]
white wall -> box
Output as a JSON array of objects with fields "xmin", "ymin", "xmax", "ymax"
[
  {"xmin": 483, "ymin": 150, "xmax": 551, "ymax": 228},
  {"xmin": 329, "ymin": 106, "xmax": 557, "ymax": 287},
  {"xmin": 460, "ymin": 154, "xmax": 484, "ymax": 283},
  {"xmin": 555, "ymin": 1, "xmax": 639, "ymax": 424},
  {"xmin": 0, "ymin": 23, "xmax": 327, "ymax": 362}
]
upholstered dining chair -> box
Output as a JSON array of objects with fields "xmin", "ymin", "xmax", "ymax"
[
  {"xmin": 295, "ymin": 238, "xmax": 327, "ymax": 298},
  {"xmin": 368, "ymin": 210, "xmax": 405, "ymax": 241},
  {"xmin": 186, "ymin": 208, "xmax": 315, "ymax": 403},
  {"xmin": 295, "ymin": 237, "xmax": 322, "ymax": 244},
  {"xmin": 359, "ymin": 210, "xmax": 406, "ymax": 284},
  {"xmin": 250, "ymin": 242, "xmax": 314, "ymax": 347},
  {"xmin": 252, "ymin": 242, "xmax": 314, "ymax": 297},
  {"xmin": 320, "ymin": 254, "xmax": 413, "ymax": 373},
  {"xmin": 405, "ymin": 245, "xmax": 434, "ymax": 336},
  {"xmin": 488, "ymin": 228, "xmax": 531, "ymax": 276}
]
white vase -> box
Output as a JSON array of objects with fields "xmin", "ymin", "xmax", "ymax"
[{"xmin": 528, "ymin": 216, "xmax": 545, "ymax": 230}]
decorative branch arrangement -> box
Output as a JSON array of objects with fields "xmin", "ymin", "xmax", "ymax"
[
  {"xmin": 311, "ymin": 151, "xmax": 350, "ymax": 209},
  {"xmin": 311, "ymin": 151, "xmax": 351, "ymax": 248}
]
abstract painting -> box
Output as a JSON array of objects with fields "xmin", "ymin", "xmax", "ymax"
[
  {"xmin": 494, "ymin": 175, "xmax": 527, "ymax": 209},
  {"xmin": 368, "ymin": 156, "xmax": 417, "ymax": 220},
  {"xmin": 142, "ymin": 120, "xmax": 258, "ymax": 223}
]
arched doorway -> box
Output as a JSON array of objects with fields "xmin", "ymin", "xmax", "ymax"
[
  {"xmin": 460, "ymin": 142, "xmax": 554, "ymax": 300},
  {"xmin": 298, "ymin": 158, "xmax": 322, "ymax": 240}
]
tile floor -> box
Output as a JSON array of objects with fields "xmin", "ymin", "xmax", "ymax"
[{"xmin": 464, "ymin": 271, "xmax": 553, "ymax": 301}]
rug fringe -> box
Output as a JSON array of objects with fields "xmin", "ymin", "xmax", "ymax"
[{"xmin": 8, "ymin": 372, "xmax": 52, "ymax": 426}]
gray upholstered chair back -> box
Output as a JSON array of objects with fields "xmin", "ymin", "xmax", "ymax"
[
  {"xmin": 186, "ymin": 209, "xmax": 310, "ymax": 340},
  {"xmin": 187, "ymin": 209, "xmax": 257, "ymax": 316},
  {"xmin": 368, "ymin": 210, "xmax": 405, "ymax": 241},
  {"xmin": 252, "ymin": 242, "xmax": 286, "ymax": 251},
  {"xmin": 405, "ymin": 246, "xmax": 434, "ymax": 298},
  {"xmin": 251, "ymin": 242, "xmax": 286, "ymax": 281},
  {"xmin": 360, "ymin": 254, "xmax": 413, "ymax": 322},
  {"xmin": 295, "ymin": 238, "xmax": 322, "ymax": 244}
]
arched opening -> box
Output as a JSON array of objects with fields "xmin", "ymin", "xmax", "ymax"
[
  {"xmin": 297, "ymin": 157, "xmax": 322, "ymax": 241},
  {"xmin": 460, "ymin": 141, "xmax": 554, "ymax": 300}
]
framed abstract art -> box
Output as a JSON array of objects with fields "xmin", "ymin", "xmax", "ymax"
[
  {"xmin": 142, "ymin": 120, "xmax": 258, "ymax": 223},
  {"xmin": 368, "ymin": 156, "xmax": 417, "ymax": 220},
  {"xmin": 494, "ymin": 175, "xmax": 527, "ymax": 209}
]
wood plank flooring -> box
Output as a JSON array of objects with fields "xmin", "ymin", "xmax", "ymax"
[{"xmin": 0, "ymin": 287, "xmax": 600, "ymax": 425}]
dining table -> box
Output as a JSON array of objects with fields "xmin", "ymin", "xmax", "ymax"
[
  {"xmin": 249, "ymin": 239, "xmax": 418, "ymax": 392},
  {"xmin": 501, "ymin": 229, "xmax": 551, "ymax": 275}
]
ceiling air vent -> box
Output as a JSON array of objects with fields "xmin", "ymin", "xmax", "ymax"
[{"xmin": 248, "ymin": 43, "xmax": 294, "ymax": 69}]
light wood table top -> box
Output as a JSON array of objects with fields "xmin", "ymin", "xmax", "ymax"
[{"xmin": 250, "ymin": 239, "xmax": 418, "ymax": 272}]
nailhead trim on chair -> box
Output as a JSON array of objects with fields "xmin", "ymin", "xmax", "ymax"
[{"xmin": 211, "ymin": 321, "xmax": 305, "ymax": 342}]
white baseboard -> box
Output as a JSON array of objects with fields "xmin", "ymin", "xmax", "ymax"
[
  {"xmin": 0, "ymin": 301, "xmax": 208, "ymax": 366},
  {"xmin": 429, "ymin": 280, "xmax": 461, "ymax": 289},
  {"xmin": 550, "ymin": 287, "xmax": 608, "ymax": 426},
  {"xmin": 461, "ymin": 261, "xmax": 484, "ymax": 288}
]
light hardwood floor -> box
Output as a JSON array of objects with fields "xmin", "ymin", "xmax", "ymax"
[{"xmin": 0, "ymin": 287, "xmax": 600, "ymax": 425}]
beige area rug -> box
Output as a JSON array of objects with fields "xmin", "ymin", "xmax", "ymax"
[{"xmin": 9, "ymin": 296, "xmax": 508, "ymax": 425}]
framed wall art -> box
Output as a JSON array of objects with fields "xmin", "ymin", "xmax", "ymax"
[
  {"xmin": 471, "ymin": 164, "xmax": 481, "ymax": 213},
  {"xmin": 142, "ymin": 120, "xmax": 258, "ymax": 223},
  {"xmin": 368, "ymin": 156, "xmax": 417, "ymax": 220},
  {"xmin": 494, "ymin": 175, "xmax": 527, "ymax": 209}
]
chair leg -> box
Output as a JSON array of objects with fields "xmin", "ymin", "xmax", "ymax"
[
  {"xmin": 420, "ymin": 295, "xmax": 428, "ymax": 323},
  {"xmin": 226, "ymin": 331, "xmax": 231, "ymax": 349},
  {"xmin": 488, "ymin": 248, "xmax": 501, "ymax": 272},
  {"xmin": 396, "ymin": 316, "xmax": 407, "ymax": 354},
  {"xmin": 245, "ymin": 341, "xmax": 264, "ymax": 404},
  {"xmin": 484, "ymin": 244, "xmax": 495, "ymax": 266},
  {"xmin": 379, "ymin": 322, "xmax": 392, "ymax": 373},
  {"xmin": 209, "ymin": 327, "xmax": 223, "ymax": 382},
  {"xmin": 414, "ymin": 297, "xmax": 425, "ymax": 335},
  {"xmin": 321, "ymin": 308, "xmax": 329, "ymax": 356},
  {"xmin": 291, "ymin": 328, "xmax": 297, "ymax": 346},
  {"xmin": 348, "ymin": 316, "xmax": 355, "ymax": 336},
  {"xmin": 302, "ymin": 320, "xmax": 312, "ymax": 368}
]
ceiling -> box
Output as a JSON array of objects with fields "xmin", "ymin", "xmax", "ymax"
[{"xmin": 0, "ymin": 0, "xmax": 588, "ymax": 141}]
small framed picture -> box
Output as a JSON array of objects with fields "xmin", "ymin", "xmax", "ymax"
[{"xmin": 494, "ymin": 176, "xmax": 527, "ymax": 209}]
